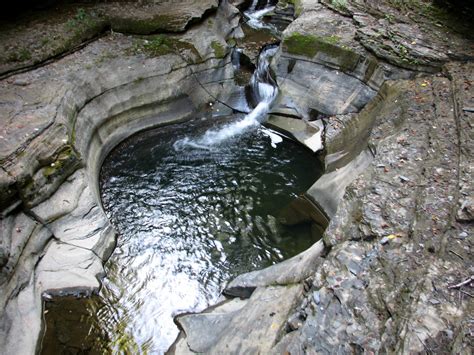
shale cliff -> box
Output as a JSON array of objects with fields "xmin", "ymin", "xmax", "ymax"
[{"xmin": 0, "ymin": 0, "xmax": 472, "ymax": 353}]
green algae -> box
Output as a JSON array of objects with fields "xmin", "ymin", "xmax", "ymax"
[
  {"xmin": 283, "ymin": 32, "xmax": 359, "ymax": 72},
  {"xmin": 211, "ymin": 41, "xmax": 226, "ymax": 59},
  {"xmin": 42, "ymin": 146, "xmax": 76, "ymax": 178},
  {"xmin": 132, "ymin": 35, "xmax": 201, "ymax": 62}
]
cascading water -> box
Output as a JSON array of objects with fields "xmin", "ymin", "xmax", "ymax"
[
  {"xmin": 245, "ymin": 0, "xmax": 277, "ymax": 30},
  {"xmin": 41, "ymin": 2, "xmax": 320, "ymax": 354},
  {"xmin": 174, "ymin": 45, "xmax": 279, "ymax": 150}
]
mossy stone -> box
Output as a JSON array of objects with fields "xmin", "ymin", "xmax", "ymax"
[
  {"xmin": 283, "ymin": 32, "xmax": 360, "ymax": 72},
  {"xmin": 133, "ymin": 35, "xmax": 201, "ymax": 62},
  {"xmin": 211, "ymin": 41, "xmax": 226, "ymax": 59}
]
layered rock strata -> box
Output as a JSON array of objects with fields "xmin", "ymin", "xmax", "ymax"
[
  {"xmin": 173, "ymin": 1, "xmax": 473, "ymax": 353},
  {"xmin": 0, "ymin": 1, "xmax": 242, "ymax": 353},
  {"xmin": 0, "ymin": 0, "xmax": 473, "ymax": 354}
]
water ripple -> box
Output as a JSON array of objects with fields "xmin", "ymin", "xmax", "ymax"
[{"xmin": 45, "ymin": 117, "xmax": 323, "ymax": 354}]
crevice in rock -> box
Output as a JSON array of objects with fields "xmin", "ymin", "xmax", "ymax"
[{"xmin": 1, "ymin": 1, "xmax": 472, "ymax": 354}]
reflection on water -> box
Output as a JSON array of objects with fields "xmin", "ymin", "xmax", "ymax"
[{"xmin": 41, "ymin": 116, "xmax": 322, "ymax": 354}]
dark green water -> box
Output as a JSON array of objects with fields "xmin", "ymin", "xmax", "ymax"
[{"xmin": 41, "ymin": 116, "xmax": 322, "ymax": 354}]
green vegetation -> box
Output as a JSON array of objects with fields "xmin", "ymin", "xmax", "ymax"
[
  {"xmin": 395, "ymin": 44, "xmax": 422, "ymax": 66},
  {"xmin": 227, "ymin": 38, "xmax": 236, "ymax": 47},
  {"xmin": 140, "ymin": 35, "xmax": 176, "ymax": 56},
  {"xmin": 130, "ymin": 35, "xmax": 201, "ymax": 62},
  {"xmin": 397, "ymin": 44, "xmax": 409, "ymax": 62},
  {"xmin": 286, "ymin": 0, "xmax": 303, "ymax": 17},
  {"xmin": 324, "ymin": 35, "xmax": 342, "ymax": 45},
  {"xmin": 65, "ymin": 8, "xmax": 99, "ymax": 31},
  {"xmin": 283, "ymin": 32, "xmax": 358, "ymax": 71},
  {"xmin": 42, "ymin": 162, "xmax": 63, "ymax": 178},
  {"xmin": 4, "ymin": 7, "xmax": 106, "ymax": 67},
  {"xmin": 60, "ymin": 8, "xmax": 104, "ymax": 56},
  {"xmin": 76, "ymin": 8, "xmax": 87, "ymax": 21},
  {"xmin": 42, "ymin": 146, "xmax": 75, "ymax": 178},
  {"xmin": 331, "ymin": 0, "xmax": 348, "ymax": 11},
  {"xmin": 211, "ymin": 41, "xmax": 226, "ymax": 59},
  {"xmin": 8, "ymin": 48, "xmax": 32, "ymax": 62},
  {"xmin": 384, "ymin": 13, "xmax": 395, "ymax": 23},
  {"xmin": 148, "ymin": 35, "xmax": 181, "ymax": 56}
]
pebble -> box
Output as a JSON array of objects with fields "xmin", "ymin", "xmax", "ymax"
[
  {"xmin": 459, "ymin": 232, "xmax": 468, "ymax": 238},
  {"xmin": 312, "ymin": 291, "xmax": 320, "ymax": 305},
  {"xmin": 399, "ymin": 175, "xmax": 410, "ymax": 182},
  {"xmin": 287, "ymin": 313, "xmax": 303, "ymax": 331},
  {"xmin": 13, "ymin": 79, "xmax": 30, "ymax": 86}
]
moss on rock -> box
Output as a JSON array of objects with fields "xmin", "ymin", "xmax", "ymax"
[
  {"xmin": 283, "ymin": 32, "xmax": 359, "ymax": 72},
  {"xmin": 131, "ymin": 35, "xmax": 201, "ymax": 61},
  {"xmin": 211, "ymin": 40, "xmax": 226, "ymax": 59},
  {"xmin": 284, "ymin": 0, "xmax": 303, "ymax": 17},
  {"xmin": 42, "ymin": 146, "xmax": 78, "ymax": 179}
]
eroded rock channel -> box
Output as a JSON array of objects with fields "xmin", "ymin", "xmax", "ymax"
[
  {"xmin": 0, "ymin": 0, "xmax": 472, "ymax": 354},
  {"xmin": 44, "ymin": 116, "xmax": 323, "ymax": 353}
]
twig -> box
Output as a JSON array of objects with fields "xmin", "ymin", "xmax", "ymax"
[
  {"xmin": 414, "ymin": 332, "xmax": 431, "ymax": 353},
  {"xmin": 459, "ymin": 289, "xmax": 474, "ymax": 298},
  {"xmin": 449, "ymin": 249, "xmax": 464, "ymax": 260},
  {"xmin": 448, "ymin": 276, "xmax": 473, "ymax": 289}
]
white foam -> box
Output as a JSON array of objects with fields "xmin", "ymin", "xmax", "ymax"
[
  {"xmin": 244, "ymin": 0, "xmax": 276, "ymax": 30},
  {"xmin": 246, "ymin": 6, "xmax": 275, "ymax": 30},
  {"xmin": 174, "ymin": 4, "xmax": 279, "ymax": 151},
  {"xmin": 260, "ymin": 128, "xmax": 283, "ymax": 148}
]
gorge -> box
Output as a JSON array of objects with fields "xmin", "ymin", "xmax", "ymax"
[{"xmin": 0, "ymin": 0, "xmax": 472, "ymax": 354}]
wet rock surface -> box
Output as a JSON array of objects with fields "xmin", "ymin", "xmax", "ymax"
[
  {"xmin": 171, "ymin": 1, "xmax": 473, "ymax": 354},
  {"xmin": 0, "ymin": 1, "xmax": 241, "ymax": 352},
  {"xmin": 1, "ymin": 0, "xmax": 473, "ymax": 353}
]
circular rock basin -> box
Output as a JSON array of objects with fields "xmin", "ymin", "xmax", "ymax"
[{"xmin": 41, "ymin": 115, "xmax": 323, "ymax": 354}]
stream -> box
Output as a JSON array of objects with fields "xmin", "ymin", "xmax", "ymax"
[{"xmin": 40, "ymin": 1, "xmax": 323, "ymax": 353}]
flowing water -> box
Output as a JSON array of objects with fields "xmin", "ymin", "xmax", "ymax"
[
  {"xmin": 41, "ymin": 119, "xmax": 323, "ymax": 354},
  {"xmin": 244, "ymin": 0, "xmax": 277, "ymax": 31},
  {"xmin": 40, "ymin": 2, "xmax": 321, "ymax": 354},
  {"xmin": 174, "ymin": 45, "xmax": 278, "ymax": 150}
]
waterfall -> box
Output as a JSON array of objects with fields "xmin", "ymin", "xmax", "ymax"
[
  {"xmin": 248, "ymin": 0, "xmax": 259, "ymax": 12},
  {"xmin": 244, "ymin": 0, "xmax": 276, "ymax": 30},
  {"xmin": 174, "ymin": 45, "xmax": 278, "ymax": 150},
  {"xmin": 173, "ymin": 1, "xmax": 279, "ymax": 151}
]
